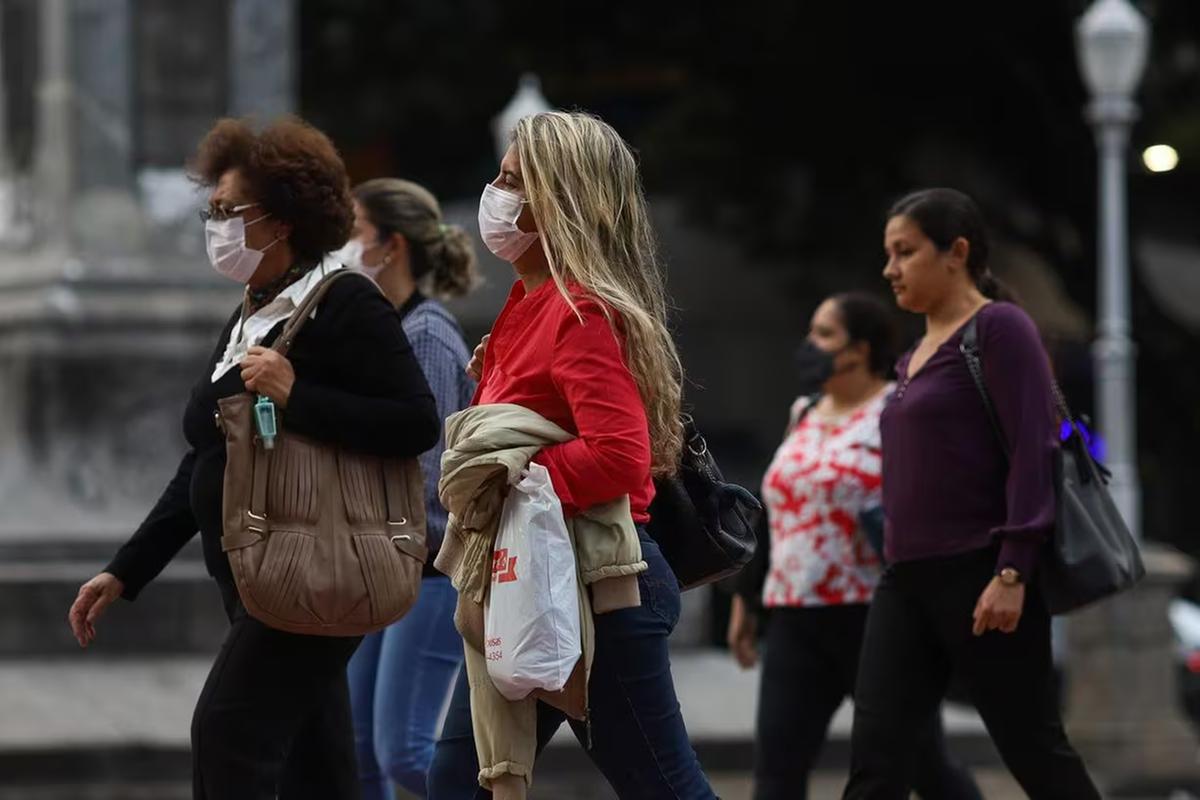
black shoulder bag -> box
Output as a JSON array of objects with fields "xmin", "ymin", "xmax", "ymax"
[
  {"xmin": 647, "ymin": 414, "xmax": 763, "ymax": 590},
  {"xmin": 960, "ymin": 316, "xmax": 1144, "ymax": 615}
]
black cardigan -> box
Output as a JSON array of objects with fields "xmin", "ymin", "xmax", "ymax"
[{"xmin": 105, "ymin": 272, "xmax": 439, "ymax": 603}]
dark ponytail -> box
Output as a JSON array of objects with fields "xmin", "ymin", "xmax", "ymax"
[
  {"xmin": 888, "ymin": 188, "xmax": 1015, "ymax": 303},
  {"xmin": 975, "ymin": 269, "xmax": 1007, "ymax": 301},
  {"xmin": 353, "ymin": 178, "xmax": 480, "ymax": 300},
  {"xmin": 832, "ymin": 292, "xmax": 899, "ymax": 377}
]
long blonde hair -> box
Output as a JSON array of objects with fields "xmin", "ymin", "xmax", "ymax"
[{"xmin": 514, "ymin": 111, "xmax": 683, "ymax": 476}]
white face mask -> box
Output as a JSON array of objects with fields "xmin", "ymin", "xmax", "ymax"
[
  {"xmin": 332, "ymin": 237, "xmax": 387, "ymax": 281},
  {"xmin": 478, "ymin": 183, "xmax": 539, "ymax": 262},
  {"xmin": 205, "ymin": 212, "xmax": 280, "ymax": 284}
]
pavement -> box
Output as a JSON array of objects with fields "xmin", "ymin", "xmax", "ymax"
[
  {"xmin": 0, "ymin": 539, "xmax": 1188, "ymax": 798},
  {"xmin": 3, "ymin": 651, "xmax": 1197, "ymax": 797},
  {"xmin": 0, "ymin": 651, "xmax": 992, "ymax": 753},
  {"xmin": 0, "ymin": 773, "xmax": 1037, "ymax": 800},
  {"xmin": 0, "ymin": 649, "xmax": 1007, "ymax": 797}
]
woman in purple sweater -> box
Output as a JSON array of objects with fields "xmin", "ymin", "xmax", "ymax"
[{"xmin": 842, "ymin": 189, "xmax": 1100, "ymax": 800}]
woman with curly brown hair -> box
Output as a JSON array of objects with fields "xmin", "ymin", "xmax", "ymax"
[{"xmin": 66, "ymin": 117, "xmax": 440, "ymax": 799}]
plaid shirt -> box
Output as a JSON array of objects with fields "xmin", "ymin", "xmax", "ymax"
[{"xmin": 401, "ymin": 295, "xmax": 475, "ymax": 556}]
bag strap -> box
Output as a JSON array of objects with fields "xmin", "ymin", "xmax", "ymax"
[
  {"xmin": 250, "ymin": 444, "xmax": 270, "ymax": 526},
  {"xmin": 787, "ymin": 393, "xmax": 822, "ymax": 434},
  {"xmin": 960, "ymin": 316, "xmax": 1011, "ymax": 461},
  {"xmin": 246, "ymin": 268, "xmax": 360, "ymax": 525},
  {"xmin": 961, "ymin": 315, "xmax": 1084, "ymax": 464},
  {"xmin": 272, "ymin": 268, "xmax": 362, "ymax": 358}
]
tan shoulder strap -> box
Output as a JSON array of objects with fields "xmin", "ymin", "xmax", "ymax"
[{"xmin": 272, "ymin": 269, "xmax": 363, "ymax": 358}]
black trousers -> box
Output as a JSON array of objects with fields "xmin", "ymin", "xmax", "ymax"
[
  {"xmin": 191, "ymin": 592, "xmax": 363, "ymax": 800},
  {"xmin": 844, "ymin": 547, "xmax": 1101, "ymax": 800},
  {"xmin": 754, "ymin": 604, "xmax": 980, "ymax": 800}
]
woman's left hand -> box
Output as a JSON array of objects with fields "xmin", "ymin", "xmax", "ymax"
[
  {"xmin": 240, "ymin": 346, "xmax": 295, "ymax": 407},
  {"xmin": 972, "ymin": 577, "xmax": 1025, "ymax": 636}
]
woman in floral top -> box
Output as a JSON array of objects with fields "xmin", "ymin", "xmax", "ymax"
[
  {"xmin": 761, "ymin": 388, "xmax": 885, "ymax": 607},
  {"xmin": 730, "ymin": 292, "xmax": 980, "ymax": 800}
]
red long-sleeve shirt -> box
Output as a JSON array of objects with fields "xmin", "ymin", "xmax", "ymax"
[{"xmin": 474, "ymin": 279, "xmax": 654, "ymax": 521}]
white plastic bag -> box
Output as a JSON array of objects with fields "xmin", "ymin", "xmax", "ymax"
[{"xmin": 485, "ymin": 462, "xmax": 581, "ymax": 701}]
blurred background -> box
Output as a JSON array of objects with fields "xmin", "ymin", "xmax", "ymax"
[{"xmin": 1, "ymin": 0, "xmax": 1200, "ymax": 797}]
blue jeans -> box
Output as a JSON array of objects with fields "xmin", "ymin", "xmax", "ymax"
[
  {"xmin": 348, "ymin": 575, "xmax": 463, "ymax": 799},
  {"xmin": 427, "ymin": 530, "xmax": 715, "ymax": 799}
]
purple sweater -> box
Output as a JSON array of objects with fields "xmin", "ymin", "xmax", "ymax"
[{"xmin": 880, "ymin": 302, "xmax": 1056, "ymax": 577}]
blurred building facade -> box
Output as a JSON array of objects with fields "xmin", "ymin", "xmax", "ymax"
[{"xmin": 0, "ymin": 0, "xmax": 295, "ymax": 540}]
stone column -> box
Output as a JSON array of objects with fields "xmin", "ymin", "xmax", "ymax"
[
  {"xmin": 1066, "ymin": 543, "xmax": 1198, "ymax": 791},
  {"xmin": 31, "ymin": 0, "xmax": 71, "ymax": 251},
  {"xmin": 229, "ymin": 0, "xmax": 296, "ymax": 118},
  {"xmin": 72, "ymin": 0, "xmax": 134, "ymax": 194},
  {"xmin": 33, "ymin": 0, "xmax": 143, "ymax": 258},
  {"xmin": 0, "ymin": 6, "xmax": 19, "ymax": 245}
]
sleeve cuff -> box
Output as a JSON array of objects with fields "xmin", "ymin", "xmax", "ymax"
[
  {"xmin": 589, "ymin": 574, "xmax": 643, "ymax": 614},
  {"xmin": 283, "ymin": 378, "xmax": 318, "ymax": 428},
  {"xmin": 996, "ymin": 537, "xmax": 1040, "ymax": 580},
  {"xmin": 103, "ymin": 557, "xmax": 145, "ymax": 602},
  {"xmin": 529, "ymin": 449, "xmax": 579, "ymax": 513}
]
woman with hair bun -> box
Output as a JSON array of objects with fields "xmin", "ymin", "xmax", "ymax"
[
  {"xmin": 339, "ymin": 177, "xmax": 482, "ymax": 799},
  {"xmin": 843, "ymin": 188, "xmax": 1100, "ymax": 800}
]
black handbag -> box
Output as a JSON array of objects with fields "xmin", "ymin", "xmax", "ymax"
[
  {"xmin": 961, "ymin": 316, "xmax": 1145, "ymax": 615},
  {"xmin": 647, "ymin": 414, "xmax": 763, "ymax": 590}
]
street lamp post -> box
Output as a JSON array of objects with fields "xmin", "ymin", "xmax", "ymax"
[
  {"xmin": 1075, "ymin": 0, "xmax": 1149, "ymax": 539},
  {"xmin": 491, "ymin": 73, "xmax": 552, "ymax": 162},
  {"xmin": 1070, "ymin": 14, "xmax": 1200, "ymax": 784}
]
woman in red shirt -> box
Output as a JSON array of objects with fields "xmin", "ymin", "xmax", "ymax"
[{"xmin": 427, "ymin": 111, "xmax": 715, "ymax": 800}]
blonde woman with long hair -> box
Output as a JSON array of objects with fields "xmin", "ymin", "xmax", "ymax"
[{"xmin": 427, "ymin": 112, "xmax": 715, "ymax": 799}]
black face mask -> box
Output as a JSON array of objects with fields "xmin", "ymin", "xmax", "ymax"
[{"xmin": 795, "ymin": 340, "xmax": 839, "ymax": 394}]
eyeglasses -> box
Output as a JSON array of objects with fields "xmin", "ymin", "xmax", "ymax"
[{"xmin": 199, "ymin": 202, "xmax": 260, "ymax": 223}]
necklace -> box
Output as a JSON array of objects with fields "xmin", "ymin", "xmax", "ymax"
[{"xmin": 245, "ymin": 259, "xmax": 316, "ymax": 315}]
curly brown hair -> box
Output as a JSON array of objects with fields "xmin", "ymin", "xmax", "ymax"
[{"xmin": 190, "ymin": 116, "xmax": 354, "ymax": 262}]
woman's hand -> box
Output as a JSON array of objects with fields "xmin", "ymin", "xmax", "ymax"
[
  {"xmin": 972, "ymin": 576, "xmax": 1025, "ymax": 636},
  {"xmin": 466, "ymin": 334, "xmax": 489, "ymax": 381},
  {"xmin": 68, "ymin": 572, "xmax": 125, "ymax": 648},
  {"xmin": 727, "ymin": 594, "xmax": 760, "ymax": 669},
  {"xmin": 241, "ymin": 346, "xmax": 296, "ymax": 407}
]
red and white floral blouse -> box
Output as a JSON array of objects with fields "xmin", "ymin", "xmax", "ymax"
[{"xmin": 761, "ymin": 389, "xmax": 890, "ymax": 607}]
